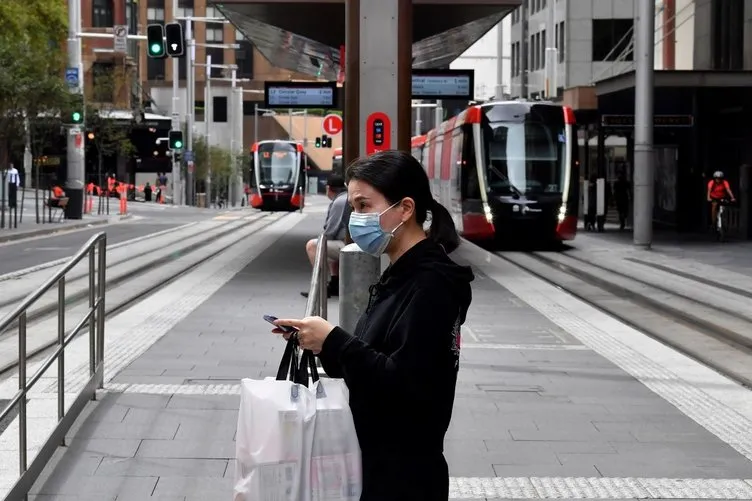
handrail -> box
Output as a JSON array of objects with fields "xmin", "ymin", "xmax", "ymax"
[
  {"xmin": 305, "ymin": 232, "xmax": 328, "ymax": 320},
  {"xmin": 0, "ymin": 231, "xmax": 107, "ymax": 501}
]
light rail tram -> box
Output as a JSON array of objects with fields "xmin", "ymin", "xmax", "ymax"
[
  {"xmin": 248, "ymin": 140, "xmax": 306, "ymax": 211},
  {"xmin": 413, "ymin": 100, "xmax": 580, "ymax": 244}
]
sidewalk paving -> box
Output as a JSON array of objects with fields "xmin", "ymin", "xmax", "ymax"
[
  {"xmin": 572, "ymin": 224, "xmax": 752, "ymax": 282},
  {"xmin": 23, "ymin": 211, "xmax": 752, "ymax": 500}
]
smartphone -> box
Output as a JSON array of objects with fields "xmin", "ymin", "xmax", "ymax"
[{"xmin": 263, "ymin": 315, "xmax": 297, "ymax": 334}]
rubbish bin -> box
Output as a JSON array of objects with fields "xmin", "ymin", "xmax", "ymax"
[{"xmin": 197, "ymin": 192, "xmax": 207, "ymax": 208}]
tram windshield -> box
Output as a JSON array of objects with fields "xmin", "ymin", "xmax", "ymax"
[
  {"xmin": 482, "ymin": 104, "xmax": 567, "ymax": 196},
  {"xmin": 257, "ymin": 143, "xmax": 298, "ymax": 184}
]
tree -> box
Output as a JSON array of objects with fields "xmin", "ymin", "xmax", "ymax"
[
  {"xmin": 0, "ymin": 0, "xmax": 69, "ymax": 168},
  {"xmin": 192, "ymin": 135, "xmax": 233, "ymax": 202},
  {"xmin": 85, "ymin": 65, "xmax": 135, "ymax": 187}
]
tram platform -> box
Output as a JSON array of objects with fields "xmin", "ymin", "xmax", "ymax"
[{"xmin": 22, "ymin": 201, "xmax": 752, "ymax": 500}]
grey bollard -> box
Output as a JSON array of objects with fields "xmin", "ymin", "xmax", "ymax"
[{"xmin": 338, "ymin": 243, "xmax": 382, "ymax": 333}]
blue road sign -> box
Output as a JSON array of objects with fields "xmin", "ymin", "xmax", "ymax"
[
  {"xmin": 183, "ymin": 150, "xmax": 193, "ymax": 162},
  {"xmin": 65, "ymin": 67, "xmax": 79, "ymax": 87}
]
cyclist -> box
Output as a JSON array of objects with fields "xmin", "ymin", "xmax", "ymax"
[{"xmin": 707, "ymin": 171, "xmax": 736, "ymax": 230}]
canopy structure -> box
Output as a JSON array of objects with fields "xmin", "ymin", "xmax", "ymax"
[{"xmin": 213, "ymin": 0, "xmax": 520, "ymax": 79}]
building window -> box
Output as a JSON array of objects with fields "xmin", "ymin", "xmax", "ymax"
[
  {"xmin": 206, "ymin": 26, "xmax": 224, "ymax": 42},
  {"xmin": 540, "ymin": 30, "xmax": 546, "ymax": 70},
  {"xmin": 177, "ymin": 0, "xmax": 194, "ymax": 18},
  {"xmin": 556, "ymin": 21, "xmax": 565, "ymax": 63},
  {"xmin": 592, "ymin": 19, "xmax": 633, "ymax": 61},
  {"xmin": 236, "ymin": 41, "xmax": 254, "ymax": 79},
  {"xmin": 206, "ymin": 6, "xmax": 221, "ymax": 18},
  {"xmin": 92, "ymin": 0, "xmax": 113, "ymax": 28},
  {"xmin": 206, "ymin": 47, "xmax": 224, "ymax": 78},
  {"xmin": 712, "ymin": 0, "xmax": 743, "ymax": 70},
  {"xmin": 213, "ymin": 96, "xmax": 228, "ymax": 123}
]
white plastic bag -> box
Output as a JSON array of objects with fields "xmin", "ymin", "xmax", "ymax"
[
  {"xmin": 234, "ymin": 345, "xmax": 362, "ymax": 501},
  {"xmin": 234, "ymin": 377, "xmax": 317, "ymax": 501},
  {"xmin": 310, "ymin": 379, "xmax": 362, "ymax": 501}
]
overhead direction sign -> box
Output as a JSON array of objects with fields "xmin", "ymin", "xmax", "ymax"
[
  {"xmin": 322, "ymin": 114, "xmax": 343, "ymax": 135},
  {"xmin": 264, "ymin": 81, "xmax": 338, "ymax": 109},
  {"xmin": 411, "ymin": 69, "xmax": 475, "ymax": 100}
]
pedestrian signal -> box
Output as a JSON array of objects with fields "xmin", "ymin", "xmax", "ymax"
[{"xmin": 165, "ymin": 22, "xmax": 185, "ymax": 57}]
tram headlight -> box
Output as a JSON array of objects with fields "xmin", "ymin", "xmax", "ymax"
[
  {"xmin": 484, "ymin": 204, "xmax": 493, "ymax": 223},
  {"xmin": 557, "ymin": 204, "xmax": 567, "ymax": 223}
]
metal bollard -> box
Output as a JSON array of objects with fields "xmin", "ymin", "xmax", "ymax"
[{"xmin": 338, "ymin": 243, "xmax": 381, "ymax": 333}]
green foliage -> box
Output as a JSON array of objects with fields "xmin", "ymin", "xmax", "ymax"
[
  {"xmin": 0, "ymin": 0, "xmax": 69, "ymax": 164},
  {"xmin": 192, "ymin": 135, "xmax": 234, "ymax": 194},
  {"xmin": 85, "ymin": 67, "xmax": 135, "ymax": 180}
]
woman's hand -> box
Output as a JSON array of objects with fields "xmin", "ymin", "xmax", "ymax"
[{"xmin": 272, "ymin": 316, "xmax": 335, "ymax": 354}]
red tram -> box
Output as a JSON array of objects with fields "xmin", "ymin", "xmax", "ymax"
[
  {"xmin": 248, "ymin": 140, "xmax": 306, "ymax": 211},
  {"xmin": 413, "ymin": 100, "xmax": 579, "ymax": 243}
]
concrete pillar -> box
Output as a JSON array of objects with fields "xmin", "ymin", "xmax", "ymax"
[
  {"xmin": 339, "ymin": 0, "xmax": 412, "ymax": 328},
  {"xmin": 633, "ymin": 0, "xmax": 656, "ymax": 248},
  {"xmin": 343, "ymin": 0, "xmax": 360, "ymax": 167}
]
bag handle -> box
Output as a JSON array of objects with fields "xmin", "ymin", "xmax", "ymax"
[
  {"xmin": 295, "ymin": 350, "xmax": 320, "ymax": 387},
  {"xmin": 275, "ymin": 335, "xmax": 299, "ymax": 381}
]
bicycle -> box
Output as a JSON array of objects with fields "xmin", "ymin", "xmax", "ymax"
[{"xmin": 712, "ymin": 198, "xmax": 733, "ymax": 241}]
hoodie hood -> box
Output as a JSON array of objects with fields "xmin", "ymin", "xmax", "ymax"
[{"xmin": 374, "ymin": 238, "xmax": 475, "ymax": 322}]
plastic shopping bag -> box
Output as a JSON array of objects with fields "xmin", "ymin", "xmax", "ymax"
[
  {"xmin": 234, "ymin": 338, "xmax": 316, "ymax": 501},
  {"xmin": 310, "ymin": 378, "xmax": 362, "ymax": 501}
]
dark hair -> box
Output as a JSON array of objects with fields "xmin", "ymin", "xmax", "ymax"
[
  {"xmin": 346, "ymin": 150, "xmax": 460, "ymax": 253},
  {"xmin": 327, "ymin": 174, "xmax": 346, "ymax": 190}
]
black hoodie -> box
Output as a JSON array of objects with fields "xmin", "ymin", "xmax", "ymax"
[{"xmin": 318, "ymin": 239, "xmax": 474, "ymax": 480}]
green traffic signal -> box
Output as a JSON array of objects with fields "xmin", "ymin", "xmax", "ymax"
[
  {"xmin": 315, "ymin": 137, "xmax": 321, "ymax": 148},
  {"xmin": 147, "ymin": 24, "xmax": 166, "ymax": 58},
  {"xmin": 72, "ymin": 111, "xmax": 82, "ymax": 122},
  {"xmin": 168, "ymin": 130, "xmax": 184, "ymax": 150}
]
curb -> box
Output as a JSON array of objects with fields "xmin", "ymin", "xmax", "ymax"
[{"xmin": 0, "ymin": 218, "xmax": 112, "ymax": 244}]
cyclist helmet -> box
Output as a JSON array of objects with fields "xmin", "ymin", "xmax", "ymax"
[{"xmin": 713, "ymin": 171, "xmax": 724, "ymax": 179}]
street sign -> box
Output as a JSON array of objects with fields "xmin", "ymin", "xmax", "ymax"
[
  {"xmin": 65, "ymin": 67, "xmax": 79, "ymax": 88},
  {"xmin": 323, "ymin": 114, "xmax": 343, "ymax": 135},
  {"xmin": 184, "ymin": 150, "xmax": 194, "ymax": 162},
  {"xmin": 114, "ymin": 25, "xmax": 128, "ymax": 53}
]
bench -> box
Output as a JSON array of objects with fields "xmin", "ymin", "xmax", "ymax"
[{"xmin": 44, "ymin": 197, "xmax": 69, "ymax": 222}]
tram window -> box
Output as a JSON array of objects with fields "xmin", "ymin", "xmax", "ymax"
[
  {"xmin": 484, "ymin": 122, "xmax": 563, "ymax": 195},
  {"xmin": 461, "ymin": 128, "xmax": 481, "ymax": 199}
]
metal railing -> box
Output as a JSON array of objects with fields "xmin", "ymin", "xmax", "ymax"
[
  {"xmin": 305, "ymin": 233, "xmax": 328, "ymax": 319},
  {"xmin": 0, "ymin": 232, "xmax": 107, "ymax": 501}
]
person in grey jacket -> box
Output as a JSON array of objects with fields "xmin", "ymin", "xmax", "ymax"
[{"xmin": 302, "ymin": 175, "xmax": 351, "ymax": 298}]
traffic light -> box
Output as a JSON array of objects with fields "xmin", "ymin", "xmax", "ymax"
[
  {"xmin": 315, "ymin": 136, "xmax": 321, "ymax": 148},
  {"xmin": 168, "ymin": 130, "xmax": 184, "ymax": 150},
  {"xmin": 147, "ymin": 24, "xmax": 166, "ymax": 58},
  {"xmin": 164, "ymin": 22, "xmax": 185, "ymax": 57},
  {"xmin": 63, "ymin": 93, "xmax": 84, "ymax": 125},
  {"xmin": 321, "ymin": 134, "xmax": 331, "ymax": 148}
]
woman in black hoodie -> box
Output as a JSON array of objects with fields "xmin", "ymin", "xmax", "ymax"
[{"xmin": 273, "ymin": 150, "xmax": 475, "ymax": 501}]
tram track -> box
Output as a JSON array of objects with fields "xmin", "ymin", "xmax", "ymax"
[
  {"xmin": 497, "ymin": 249, "xmax": 752, "ymax": 388},
  {"xmin": 0, "ymin": 212, "xmax": 288, "ymax": 377}
]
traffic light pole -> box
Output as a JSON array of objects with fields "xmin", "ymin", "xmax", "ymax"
[
  {"xmin": 170, "ymin": 0, "xmax": 182, "ymax": 206},
  {"xmin": 204, "ymin": 54, "xmax": 212, "ymax": 208},
  {"xmin": 66, "ymin": 0, "xmax": 85, "ymax": 219},
  {"xmin": 186, "ymin": 20, "xmax": 195, "ymax": 205}
]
